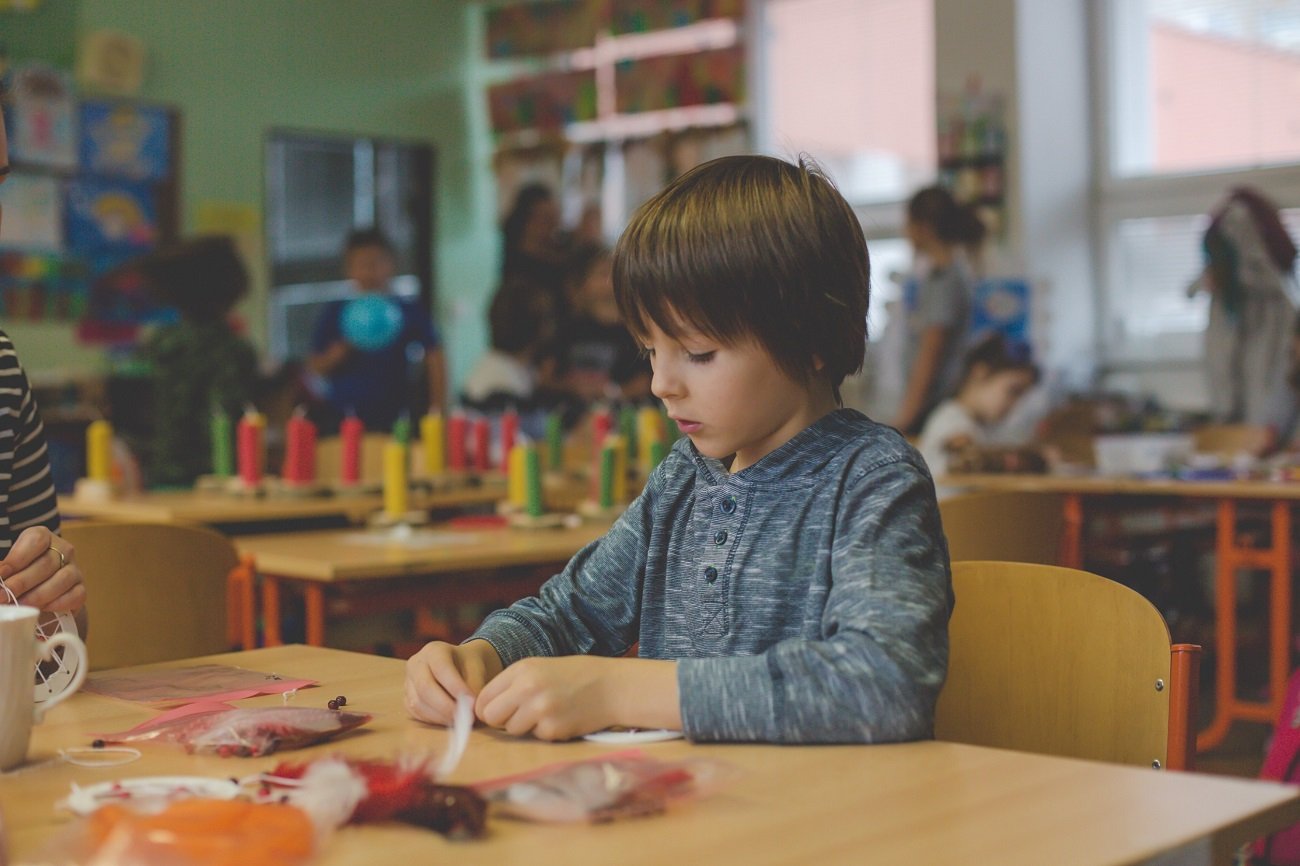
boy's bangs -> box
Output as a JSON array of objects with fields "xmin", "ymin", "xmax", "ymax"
[{"xmin": 614, "ymin": 190, "xmax": 757, "ymax": 347}]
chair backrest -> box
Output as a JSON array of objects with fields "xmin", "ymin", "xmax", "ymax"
[
  {"xmin": 61, "ymin": 521, "xmax": 237, "ymax": 670},
  {"xmin": 1192, "ymin": 423, "xmax": 1273, "ymax": 459},
  {"xmin": 939, "ymin": 491, "xmax": 1064, "ymax": 565},
  {"xmin": 935, "ymin": 561, "xmax": 1198, "ymax": 770}
]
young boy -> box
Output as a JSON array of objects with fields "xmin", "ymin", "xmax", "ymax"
[
  {"xmin": 309, "ymin": 228, "xmax": 447, "ymax": 431},
  {"xmin": 405, "ymin": 155, "xmax": 952, "ymax": 744}
]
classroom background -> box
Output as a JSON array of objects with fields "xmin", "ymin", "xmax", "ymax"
[{"xmin": 7, "ymin": 0, "xmax": 1300, "ymax": 805}]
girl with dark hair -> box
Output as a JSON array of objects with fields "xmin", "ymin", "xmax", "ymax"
[
  {"xmin": 892, "ymin": 186, "xmax": 987, "ymax": 435},
  {"xmin": 917, "ymin": 333, "xmax": 1039, "ymax": 479},
  {"xmin": 1191, "ymin": 187, "xmax": 1298, "ymax": 426}
]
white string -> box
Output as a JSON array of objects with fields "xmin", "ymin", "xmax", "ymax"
[
  {"xmin": 59, "ymin": 747, "xmax": 141, "ymax": 768},
  {"xmin": 436, "ymin": 694, "xmax": 474, "ymax": 779}
]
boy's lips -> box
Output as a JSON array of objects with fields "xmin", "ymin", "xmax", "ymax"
[{"xmin": 672, "ymin": 417, "xmax": 702, "ymax": 433}]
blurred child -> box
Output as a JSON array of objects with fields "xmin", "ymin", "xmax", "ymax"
[
  {"xmin": 1190, "ymin": 187, "xmax": 1298, "ymax": 426},
  {"xmin": 139, "ymin": 236, "xmax": 259, "ymax": 487},
  {"xmin": 462, "ymin": 284, "xmax": 544, "ymax": 410},
  {"xmin": 546, "ymin": 245, "xmax": 651, "ymax": 404},
  {"xmin": 309, "ymin": 228, "xmax": 447, "ymax": 431},
  {"xmin": 405, "ymin": 155, "xmax": 952, "ymax": 745},
  {"xmin": 918, "ymin": 333, "xmax": 1040, "ymax": 479},
  {"xmin": 892, "ymin": 186, "xmax": 986, "ymax": 435}
]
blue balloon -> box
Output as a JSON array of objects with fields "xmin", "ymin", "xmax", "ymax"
[{"xmin": 341, "ymin": 295, "xmax": 403, "ymax": 351}]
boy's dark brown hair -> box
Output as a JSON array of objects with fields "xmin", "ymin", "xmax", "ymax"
[
  {"xmin": 343, "ymin": 226, "xmax": 395, "ymax": 257},
  {"xmin": 613, "ymin": 155, "xmax": 870, "ymax": 402}
]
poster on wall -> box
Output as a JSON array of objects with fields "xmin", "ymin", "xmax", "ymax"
[
  {"xmin": 971, "ymin": 277, "xmax": 1030, "ymax": 343},
  {"xmin": 0, "ymin": 250, "xmax": 89, "ymax": 322},
  {"xmin": 611, "ymin": 0, "xmax": 745, "ymax": 34},
  {"xmin": 65, "ymin": 176, "xmax": 158, "ymax": 252},
  {"xmin": 489, "ymin": 70, "xmax": 598, "ymax": 135},
  {"xmin": 5, "ymin": 64, "xmax": 78, "ymax": 170},
  {"xmin": 0, "ymin": 172, "xmax": 63, "ymax": 250},
  {"xmin": 79, "ymin": 101, "xmax": 172, "ymax": 181},
  {"xmin": 486, "ymin": 0, "xmax": 601, "ymax": 58},
  {"xmin": 615, "ymin": 45, "xmax": 744, "ymax": 114}
]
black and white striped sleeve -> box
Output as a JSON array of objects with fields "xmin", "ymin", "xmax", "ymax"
[{"xmin": 0, "ymin": 331, "xmax": 60, "ymax": 555}]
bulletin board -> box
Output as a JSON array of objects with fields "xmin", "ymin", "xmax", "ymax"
[{"xmin": 0, "ymin": 63, "xmax": 180, "ymax": 344}]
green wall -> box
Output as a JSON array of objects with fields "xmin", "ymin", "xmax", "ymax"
[{"xmin": 1, "ymin": 0, "xmax": 496, "ymax": 391}]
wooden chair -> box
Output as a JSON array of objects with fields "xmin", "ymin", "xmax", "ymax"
[
  {"xmin": 935, "ymin": 560, "xmax": 1201, "ymax": 771},
  {"xmin": 61, "ymin": 522, "xmax": 237, "ymax": 670},
  {"xmin": 939, "ymin": 491, "xmax": 1065, "ymax": 565}
]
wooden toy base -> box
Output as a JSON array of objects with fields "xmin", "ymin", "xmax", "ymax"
[
  {"xmin": 505, "ymin": 511, "xmax": 575, "ymax": 530},
  {"xmin": 73, "ymin": 478, "xmax": 115, "ymax": 502},
  {"xmin": 193, "ymin": 474, "xmax": 230, "ymax": 493},
  {"xmin": 576, "ymin": 500, "xmax": 626, "ymax": 520},
  {"xmin": 366, "ymin": 509, "xmax": 431, "ymax": 529}
]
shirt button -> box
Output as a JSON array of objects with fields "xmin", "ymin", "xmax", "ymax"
[
  {"xmin": 714, "ymin": 530, "xmax": 728, "ymax": 545},
  {"xmin": 704, "ymin": 566, "xmax": 718, "ymax": 583},
  {"xmin": 720, "ymin": 496, "xmax": 737, "ymax": 515}
]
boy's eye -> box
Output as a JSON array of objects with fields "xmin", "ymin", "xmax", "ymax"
[{"xmin": 686, "ymin": 351, "xmax": 715, "ymax": 365}]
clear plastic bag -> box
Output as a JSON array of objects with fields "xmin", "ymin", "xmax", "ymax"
[
  {"xmin": 82, "ymin": 664, "xmax": 316, "ymax": 705},
  {"xmin": 99, "ymin": 704, "xmax": 371, "ymax": 757},
  {"xmin": 473, "ymin": 750, "xmax": 733, "ymax": 823}
]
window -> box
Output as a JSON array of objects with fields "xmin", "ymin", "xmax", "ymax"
[
  {"xmin": 758, "ymin": 0, "xmax": 935, "ymax": 206},
  {"xmin": 1095, "ymin": 0, "xmax": 1300, "ymax": 383},
  {"xmin": 1110, "ymin": 0, "xmax": 1300, "ymax": 177}
]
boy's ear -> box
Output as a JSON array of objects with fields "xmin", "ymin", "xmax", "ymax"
[{"xmin": 812, "ymin": 354, "xmax": 826, "ymax": 372}]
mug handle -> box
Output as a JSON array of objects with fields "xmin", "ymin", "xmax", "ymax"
[{"xmin": 32, "ymin": 633, "xmax": 88, "ymax": 723}]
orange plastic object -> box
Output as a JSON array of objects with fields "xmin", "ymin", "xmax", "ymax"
[{"xmin": 84, "ymin": 800, "xmax": 314, "ymax": 866}]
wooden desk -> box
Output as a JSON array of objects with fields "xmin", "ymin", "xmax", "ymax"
[
  {"xmin": 235, "ymin": 521, "xmax": 609, "ymax": 647},
  {"xmin": 5, "ymin": 646, "xmax": 1300, "ymax": 866},
  {"xmin": 943, "ymin": 473, "xmax": 1300, "ymax": 753},
  {"xmin": 59, "ymin": 482, "xmax": 507, "ymax": 531}
]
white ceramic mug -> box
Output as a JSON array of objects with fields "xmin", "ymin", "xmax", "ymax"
[{"xmin": 0, "ymin": 605, "xmax": 88, "ymax": 771}]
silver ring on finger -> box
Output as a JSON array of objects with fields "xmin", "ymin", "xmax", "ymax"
[{"xmin": 48, "ymin": 545, "xmax": 67, "ymax": 570}]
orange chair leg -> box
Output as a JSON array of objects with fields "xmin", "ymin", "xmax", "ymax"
[
  {"xmin": 1268, "ymin": 500, "xmax": 1292, "ymax": 729},
  {"xmin": 1061, "ymin": 493, "xmax": 1084, "ymax": 569},
  {"xmin": 1200, "ymin": 499, "xmax": 1238, "ymax": 751},
  {"xmin": 1167, "ymin": 643, "xmax": 1202, "ymax": 771},
  {"xmin": 225, "ymin": 555, "xmax": 257, "ymax": 650}
]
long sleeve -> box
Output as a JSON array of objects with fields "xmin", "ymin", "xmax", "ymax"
[
  {"xmin": 676, "ymin": 459, "xmax": 952, "ymax": 743},
  {"xmin": 0, "ymin": 333, "xmax": 60, "ymax": 551},
  {"xmin": 468, "ymin": 469, "xmax": 663, "ymax": 664}
]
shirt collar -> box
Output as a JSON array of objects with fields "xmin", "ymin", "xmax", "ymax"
[{"xmin": 688, "ymin": 408, "xmax": 868, "ymax": 486}]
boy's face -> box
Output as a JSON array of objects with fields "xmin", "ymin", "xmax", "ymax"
[
  {"xmin": 643, "ymin": 320, "xmax": 825, "ymax": 472},
  {"xmin": 346, "ymin": 245, "xmax": 396, "ymax": 293}
]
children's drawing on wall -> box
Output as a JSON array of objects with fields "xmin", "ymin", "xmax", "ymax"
[{"xmin": 5, "ymin": 64, "xmax": 77, "ymax": 170}]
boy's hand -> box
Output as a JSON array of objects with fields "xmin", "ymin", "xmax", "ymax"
[
  {"xmin": 405, "ymin": 639, "xmax": 503, "ymax": 726},
  {"xmin": 475, "ymin": 656, "xmax": 681, "ymax": 741},
  {"xmin": 0, "ymin": 527, "xmax": 85, "ymax": 614}
]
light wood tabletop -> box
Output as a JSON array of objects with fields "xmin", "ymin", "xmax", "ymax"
[
  {"xmin": 3, "ymin": 646, "xmax": 1299, "ymax": 866},
  {"xmin": 234, "ymin": 520, "xmax": 609, "ymax": 583},
  {"xmin": 941, "ymin": 472, "xmax": 1300, "ymax": 500},
  {"xmin": 58, "ymin": 482, "xmax": 507, "ymax": 528}
]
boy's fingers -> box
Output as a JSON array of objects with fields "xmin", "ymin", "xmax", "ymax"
[{"xmin": 16, "ymin": 566, "xmax": 77, "ymax": 611}]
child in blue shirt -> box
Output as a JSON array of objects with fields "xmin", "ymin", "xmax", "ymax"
[
  {"xmin": 405, "ymin": 155, "xmax": 953, "ymax": 744},
  {"xmin": 309, "ymin": 228, "xmax": 446, "ymax": 431}
]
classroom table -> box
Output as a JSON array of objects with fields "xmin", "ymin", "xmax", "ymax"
[
  {"xmin": 234, "ymin": 519, "xmax": 610, "ymax": 647},
  {"xmin": 4, "ymin": 645, "xmax": 1300, "ymax": 866},
  {"xmin": 942, "ymin": 472, "xmax": 1300, "ymax": 753},
  {"xmin": 58, "ymin": 481, "xmax": 507, "ymax": 532}
]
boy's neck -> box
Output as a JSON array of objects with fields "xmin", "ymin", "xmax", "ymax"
[{"xmin": 730, "ymin": 387, "xmax": 839, "ymax": 474}]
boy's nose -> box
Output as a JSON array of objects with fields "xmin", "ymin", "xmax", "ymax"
[{"xmin": 651, "ymin": 364, "xmax": 681, "ymax": 401}]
